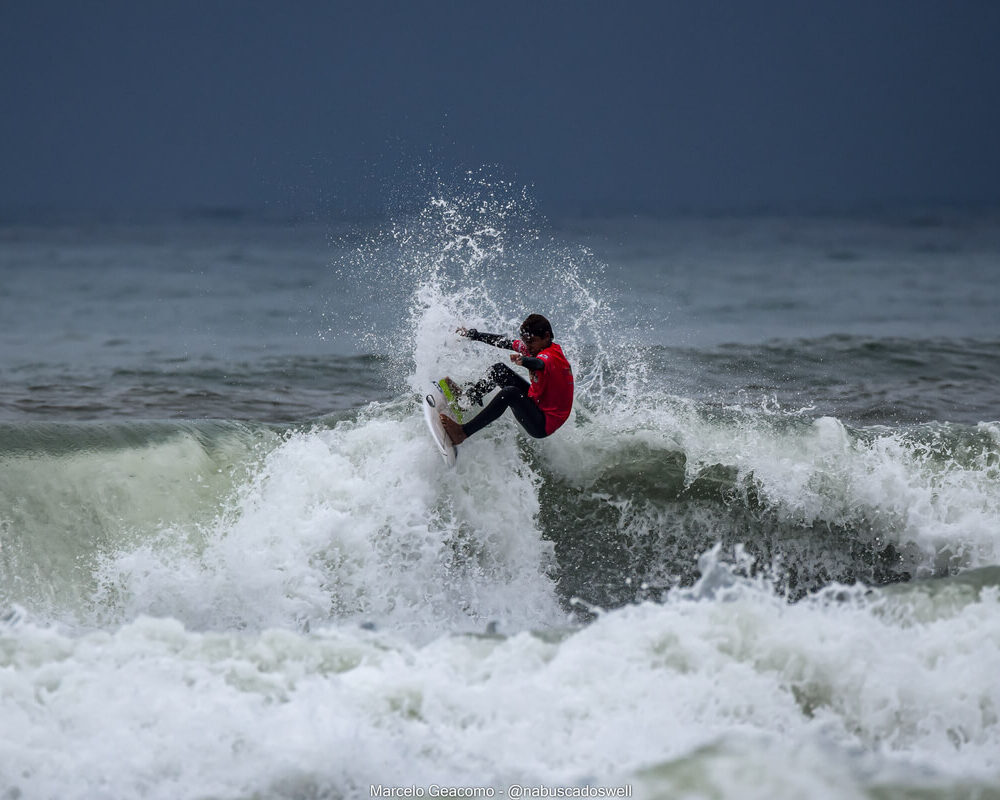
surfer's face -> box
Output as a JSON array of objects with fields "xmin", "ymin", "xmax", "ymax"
[{"xmin": 521, "ymin": 331, "xmax": 552, "ymax": 356}]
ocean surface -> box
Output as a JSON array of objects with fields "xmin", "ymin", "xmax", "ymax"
[{"xmin": 2, "ymin": 184, "xmax": 999, "ymax": 799}]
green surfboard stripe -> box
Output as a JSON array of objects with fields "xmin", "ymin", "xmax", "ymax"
[{"xmin": 437, "ymin": 379, "xmax": 464, "ymax": 424}]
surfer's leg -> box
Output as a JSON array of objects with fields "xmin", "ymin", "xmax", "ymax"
[
  {"xmin": 444, "ymin": 362, "xmax": 544, "ymax": 443},
  {"xmin": 459, "ymin": 385, "xmax": 547, "ymax": 440},
  {"xmin": 465, "ymin": 363, "xmax": 529, "ymax": 406},
  {"xmin": 507, "ymin": 392, "xmax": 548, "ymax": 438}
]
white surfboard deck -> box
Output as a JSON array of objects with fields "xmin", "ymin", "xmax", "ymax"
[{"xmin": 423, "ymin": 383, "xmax": 458, "ymax": 466}]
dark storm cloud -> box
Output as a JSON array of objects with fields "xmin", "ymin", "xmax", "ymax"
[{"xmin": 1, "ymin": 0, "xmax": 998, "ymax": 217}]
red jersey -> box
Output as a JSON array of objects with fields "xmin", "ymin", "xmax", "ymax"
[{"xmin": 513, "ymin": 340, "xmax": 574, "ymax": 435}]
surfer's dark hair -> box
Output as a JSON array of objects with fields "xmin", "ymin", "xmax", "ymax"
[{"xmin": 520, "ymin": 314, "xmax": 553, "ymax": 339}]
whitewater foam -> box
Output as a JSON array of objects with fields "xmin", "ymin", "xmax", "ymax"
[
  {"xmin": 91, "ymin": 402, "xmax": 566, "ymax": 639},
  {"xmin": 4, "ymin": 554, "xmax": 999, "ymax": 799}
]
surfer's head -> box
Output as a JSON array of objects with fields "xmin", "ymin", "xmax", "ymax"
[
  {"xmin": 520, "ymin": 314, "xmax": 552, "ymax": 339},
  {"xmin": 520, "ymin": 314, "xmax": 553, "ymax": 355}
]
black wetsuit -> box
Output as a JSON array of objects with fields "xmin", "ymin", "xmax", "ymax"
[{"xmin": 461, "ymin": 330, "xmax": 549, "ymax": 439}]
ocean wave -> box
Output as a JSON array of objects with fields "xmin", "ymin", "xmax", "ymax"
[{"xmin": 1, "ymin": 391, "xmax": 997, "ymax": 633}]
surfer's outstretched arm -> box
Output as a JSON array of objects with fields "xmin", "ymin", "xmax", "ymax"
[{"xmin": 457, "ymin": 327, "xmax": 515, "ymax": 350}]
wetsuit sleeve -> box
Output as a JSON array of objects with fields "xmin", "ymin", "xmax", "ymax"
[
  {"xmin": 520, "ymin": 356, "xmax": 545, "ymax": 371},
  {"xmin": 462, "ymin": 329, "xmax": 515, "ymax": 350}
]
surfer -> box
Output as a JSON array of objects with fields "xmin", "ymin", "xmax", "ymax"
[{"xmin": 440, "ymin": 314, "xmax": 574, "ymax": 445}]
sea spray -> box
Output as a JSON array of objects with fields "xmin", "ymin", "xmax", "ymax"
[{"xmin": 330, "ymin": 171, "xmax": 648, "ymax": 411}]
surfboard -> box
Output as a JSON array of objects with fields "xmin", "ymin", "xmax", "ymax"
[{"xmin": 423, "ymin": 379, "xmax": 463, "ymax": 466}]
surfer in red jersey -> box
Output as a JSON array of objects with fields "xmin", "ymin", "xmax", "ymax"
[{"xmin": 440, "ymin": 313, "xmax": 574, "ymax": 445}]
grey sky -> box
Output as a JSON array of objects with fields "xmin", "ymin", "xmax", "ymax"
[{"xmin": 2, "ymin": 0, "xmax": 998, "ymax": 218}]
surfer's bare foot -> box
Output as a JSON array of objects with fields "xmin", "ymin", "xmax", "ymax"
[
  {"xmin": 440, "ymin": 414, "xmax": 467, "ymax": 445},
  {"xmin": 442, "ymin": 377, "xmax": 462, "ymax": 397}
]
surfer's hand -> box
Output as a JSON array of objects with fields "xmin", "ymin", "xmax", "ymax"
[
  {"xmin": 510, "ymin": 353, "xmax": 523, "ymax": 366},
  {"xmin": 456, "ymin": 327, "xmax": 471, "ymax": 337}
]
